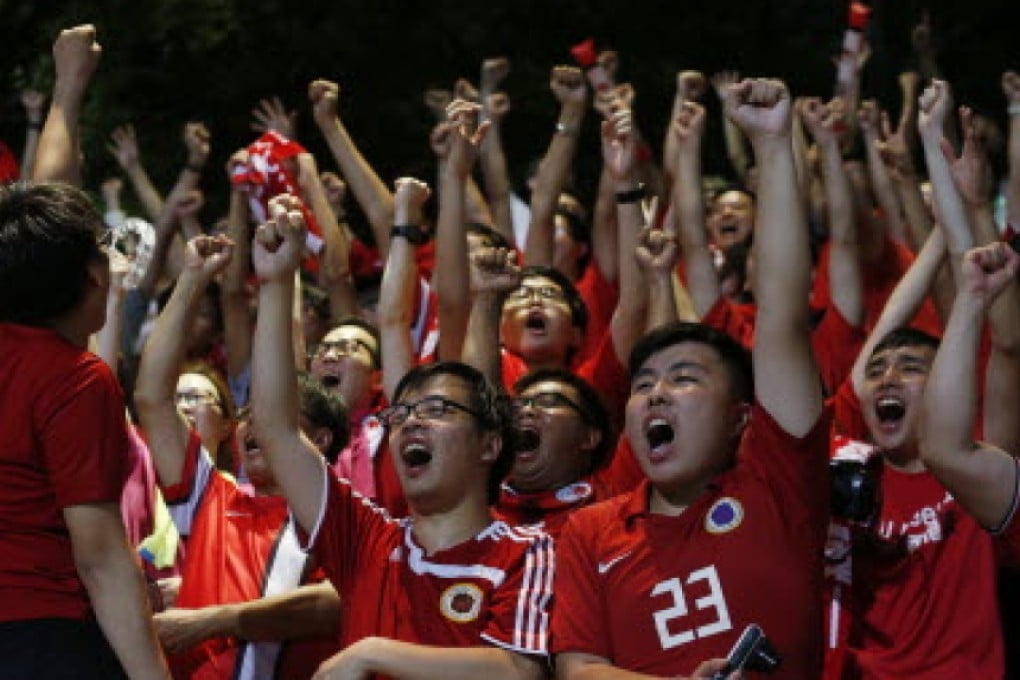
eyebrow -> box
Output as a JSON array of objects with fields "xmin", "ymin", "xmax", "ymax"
[{"xmin": 633, "ymin": 360, "xmax": 706, "ymax": 382}]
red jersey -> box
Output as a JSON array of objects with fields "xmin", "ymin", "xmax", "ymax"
[
  {"xmin": 827, "ymin": 386, "xmax": 1008, "ymax": 679},
  {"xmin": 551, "ymin": 403, "xmax": 832, "ymax": 679},
  {"xmin": 305, "ymin": 471, "xmax": 553, "ymax": 662},
  {"xmin": 161, "ymin": 433, "xmax": 334, "ymax": 679},
  {"xmin": 812, "ymin": 238, "xmax": 942, "ymax": 338},
  {"xmin": 703, "ymin": 298, "xmax": 865, "ymax": 397},
  {"xmin": 573, "ymin": 263, "xmax": 618, "ymax": 367},
  {"xmin": 0, "ymin": 324, "xmax": 129, "ymax": 623}
]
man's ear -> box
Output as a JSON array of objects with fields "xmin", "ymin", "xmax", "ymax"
[
  {"xmin": 579, "ymin": 424, "xmax": 602, "ymax": 456},
  {"xmin": 86, "ymin": 257, "xmax": 109, "ymax": 291},
  {"xmin": 479, "ymin": 431, "xmax": 501, "ymax": 465},
  {"xmin": 731, "ymin": 401, "xmax": 752, "ymax": 439}
]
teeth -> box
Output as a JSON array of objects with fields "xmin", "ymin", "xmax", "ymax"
[
  {"xmin": 648, "ymin": 418, "xmax": 668, "ymax": 430},
  {"xmin": 878, "ymin": 397, "xmax": 902, "ymax": 408},
  {"xmin": 404, "ymin": 443, "xmax": 428, "ymax": 455}
]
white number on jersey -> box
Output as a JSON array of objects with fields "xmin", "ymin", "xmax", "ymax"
[{"xmin": 650, "ymin": 566, "xmax": 733, "ymax": 650}]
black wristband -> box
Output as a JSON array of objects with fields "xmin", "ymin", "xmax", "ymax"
[
  {"xmin": 26, "ymin": 121, "xmax": 42, "ymax": 130},
  {"xmin": 185, "ymin": 163, "xmax": 204, "ymax": 173},
  {"xmin": 391, "ymin": 224, "xmax": 428, "ymax": 245},
  {"xmin": 615, "ymin": 184, "xmax": 646, "ymax": 204}
]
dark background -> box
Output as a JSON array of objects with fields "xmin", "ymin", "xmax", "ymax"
[{"xmin": 1, "ymin": 0, "xmax": 1016, "ymax": 222}]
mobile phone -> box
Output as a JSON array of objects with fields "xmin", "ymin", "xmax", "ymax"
[{"xmin": 710, "ymin": 624, "xmax": 764, "ymax": 679}]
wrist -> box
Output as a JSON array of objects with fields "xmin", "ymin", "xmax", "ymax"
[
  {"xmin": 614, "ymin": 183, "xmax": 646, "ymax": 204},
  {"xmin": 558, "ymin": 105, "xmax": 585, "ymax": 126},
  {"xmin": 1008, "ymin": 102, "xmax": 1020, "ymax": 117}
]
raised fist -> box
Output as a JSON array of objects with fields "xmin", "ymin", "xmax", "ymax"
[
  {"xmin": 672, "ymin": 100, "xmax": 707, "ymax": 146},
  {"xmin": 918, "ymin": 79, "xmax": 953, "ymax": 140},
  {"xmin": 601, "ymin": 107, "xmax": 637, "ymax": 182},
  {"xmin": 1002, "ymin": 71, "xmax": 1020, "ymax": 104},
  {"xmin": 678, "ymin": 70, "xmax": 707, "ymax": 101},
  {"xmin": 52, "ymin": 24, "xmax": 101, "ymax": 98},
  {"xmin": 799, "ymin": 97, "xmax": 840, "ymax": 147},
  {"xmin": 454, "ymin": 78, "xmax": 480, "ymax": 103},
  {"xmin": 393, "ymin": 177, "xmax": 431, "ymax": 225},
  {"xmin": 960, "ymin": 242, "xmax": 1020, "ymax": 307},
  {"xmin": 470, "ymin": 247, "xmax": 521, "ymax": 296},
  {"xmin": 723, "ymin": 78, "xmax": 792, "ymax": 141},
  {"xmin": 320, "ymin": 172, "xmax": 347, "ymax": 208},
  {"xmin": 20, "ymin": 90, "xmax": 46, "ymax": 121},
  {"xmin": 635, "ymin": 226, "xmax": 679, "ymax": 274},
  {"xmin": 480, "ymin": 57, "xmax": 511, "ymax": 92},
  {"xmin": 550, "ymin": 66, "xmax": 587, "ymax": 108},
  {"xmin": 183, "ymin": 122, "xmax": 210, "ymax": 166},
  {"xmin": 252, "ymin": 194, "xmax": 308, "ymax": 283},
  {"xmin": 309, "ymin": 79, "xmax": 340, "ymax": 125},
  {"xmin": 485, "ymin": 92, "xmax": 510, "ymax": 122},
  {"xmin": 183, "ymin": 234, "xmax": 234, "ymax": 280},
  {"xmin": 445, "ymin": 100, "xmax": 489, "ymax": 179}
]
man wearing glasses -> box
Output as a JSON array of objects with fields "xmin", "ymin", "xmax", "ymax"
[
  {"xmin": 494, "ymin": 368, "xmax": 620, "ymax": 537},
  {"xmin": 251, "ymin": 196, "xmax": 553, "ymax": 679}
]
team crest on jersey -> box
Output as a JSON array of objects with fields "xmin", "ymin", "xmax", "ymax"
[
  {"xmin": 555, "ymin": 482, "xmax": 593, "ymax": 504},
  {"xmin": 705, "ymin": 497, "xmax": 743, "ymax": 534},
  {"xmin": 440, "ymin": 583, "xmax": 483, "ymax": 623}
]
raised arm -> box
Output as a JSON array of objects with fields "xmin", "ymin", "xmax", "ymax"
[
  {"xmin": 524, "ymin": 66, "xmax": 587, "ymax": 267},
  {"xmin": 462, "ymin": 247, "xmax": 521, "ymax": 386},
  {"xmin": 851, "ymin": 228, "xmax": 947, "ymax": 396},
  {"xmin": 635, "ymin": 225, "xmax": 680, "ymax": 331},
  {"xmin": 32, "ymin": 24, "xmax": 100, "ymax": 185},
  {"xmin": 250, "ymin": 195, "xmax": 326, "ymax": 533},
  {"xmin": 860, "ymin": 100, "xmax": 909, "ymax": 249},
  {"xmin": 876, "ymin": 103, "xmax": 933, "ymax": 252},
  {"xmin": 107, "ymin": 124, "xmax": 164, "ymax": 222},
  {"xmin": 921, "ymin": 243, "xmax": 1020, "ymax": 530},
  {"xmin": 604, "ymin": 107, "xmax": 649, "ymax": 365},
  {"xmin": 1005, "ymin": 72, "xmax": 1020, "ymax": 228},
  {"xmin": 478, "ymin": 59, "xmax": 515, "ymax": 243},
  {"xmin": 799, "ymin": 98, "xmax": 863, "ymax": 328},
  {"xmin": 669, "ymin": 100, "xmax": 721, "ymax": 318},
  {"xmin": 725, "ymin": 79, "xmax": 821, "ymax": 435},
  {"xmin": 590, "ymin": 164, "xmax": 620, "ymax": 283},
  {"xmin": 310, "ymin": 79, "xmax": 395, "ymax": 257},
  {"xmin": 221, "ymin": 151, "xmax": 254, "ymax": 385},
  {"xmin": 134, "ymin": 236, "xmax": 233, "ymax": 488},
  {"xmin": 433, "ymin": 101, "xmax": 490, "ymax": 362},
  {"xmin": 92, "ymin": 250, "xmax": 130, "ymax": 372},
  {"xmin": 711, "ymin": 71, "xmax": 750, "ymax": 182},
  {"xmin": 379, "ymin": 178, "xmax": 431, "ymax": 400}
]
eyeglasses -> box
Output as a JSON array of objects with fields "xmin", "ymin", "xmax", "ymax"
[
  {"xmin": 507, "ymin": 285, "xmax": 566, "ymax": 303},
  {"xmin": 175, "ymin": 390, "xmax": 220, "ymax": 408},
  {"xmin": 316, "ymin": 337, "xmax": 373, "ymax": 359},
  {"xmin": 378, "ymin": 396, "xmax": 484, "ymax": 428},
  {"xmin": 511, "ymin": 391, "xmax": 589, "ymax": 420}
]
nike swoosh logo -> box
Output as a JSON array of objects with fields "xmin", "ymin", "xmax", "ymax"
[{"xmin": 597, "ymin": 551, "xmax": 631, "ymax": 574}]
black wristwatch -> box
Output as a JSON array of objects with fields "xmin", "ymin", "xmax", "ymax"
[{"xmin": 390, "ymin": 224, "xmax": 428, "ymax": 245}]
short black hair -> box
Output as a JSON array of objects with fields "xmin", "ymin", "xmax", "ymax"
[
  {"xmin": 298, "ymin": 372, "xmax": 349, "ymax": 465},
  {"xmin": 628, "ymin": 321, "xmax": 754, "ymax": 404},
  {"xmin": 871, "ymin": 327, "xmax": 941, "ymax": 358},
  {"xmin": 513, "ymin": 368, "xmax": 612, "ymax": 472},
  {"xmin": 466, "ymin": 222, "xmax": 511, "ymax": 250},
  {"xmin": 0, "ymin": 182, "xmax": 104, "ymax": 324},
  {"xmin": 331, "ymin": 315, "xmax": 382, "ymax": 369},
  {"xmin": 518, "ymin": 265, "xmax": 588, "ymax": 332},
  {"xmin": 392, "ymin": 361, "xmax": 512, "ymax": 503}
]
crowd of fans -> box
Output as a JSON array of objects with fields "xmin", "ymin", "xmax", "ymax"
[{"xmin": 1, "ymin": 11, "xmax": 1018, "ymax": 680}]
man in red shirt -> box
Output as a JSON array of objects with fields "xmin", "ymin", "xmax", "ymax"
[
  {"xmin": 135, "ymin": 233, "xmax": 348, "ymax": 679},
  {"xmin": 251, "ymin": 195, "xmax": 554, "ymax": 678},
  {"xmin": 0, "ymin": 23, "xmax": 169, "ymax": 680},
  {"xmin": 552, "ymin": 78, "xmax": 831, "ymax": 680}
]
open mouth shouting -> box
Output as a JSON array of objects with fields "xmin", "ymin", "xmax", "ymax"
[
  {"xmin": 513, "ymin": 426, "xmax": 542, "ymax": 463},
  {"xmin": 874, "ymin": 394, "xmax": 907, "ymax": 433},
  {"xmin": 399, "ymin": 439, "xmax": 434, "ymax": 477},
  {"xmin": 524, "ymin": 310, "xmax": 548, "ymax": 335},
  {"xmin": 644, "ymin": 416, "xmax": 676, "ymax": 463},
  {"xmin": 319, "ymin": 371, "xmax": 343, "ymax": 390}
]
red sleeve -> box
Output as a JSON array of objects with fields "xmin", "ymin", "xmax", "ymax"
[
  {"xmin": 810, "ymin": 304, "xmax": 866, "ymax": 397},
  {"xmin": 702, "ymin": 298, "xmax": 755, "ymax": 349},
  {"xmin": 41, "ymin": 357, "xmax": 129, "ymax": 508},
  {"xmin": 576, "ymin": 335, "xmax": 629, "ymax": 429},
  {"xmin": 159, "ymin": 432, "xmax": 216, "ymax": 537},
  {"xmin": 550, "ymin": 511, "xmax": 610, "ymax": 657},
  {"xmin": 304, "ymin": 468, "xmax": 395, "ymax": 594},
  {"xmin": 480, "ymin": 533, "xmax": 555, "ymax": 657},
  {"xmin": 501, "ymin": 350, "xmax": 529, "ymax": 392},
  {"xmin": 740, "ymin": 401, "xmax": 833, "ymax": 525}
]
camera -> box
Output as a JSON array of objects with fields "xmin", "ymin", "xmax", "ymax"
[
  {"xmin": 711, "ymin": 624, "xmax": 782, "ymax": 679},
  {"xmin": 830, "ymin": 458, "xmax": 879, "ymax": 522}
]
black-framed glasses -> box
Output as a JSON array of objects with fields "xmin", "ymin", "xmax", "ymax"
[
  {"xmin": 511, "ymin": 391, "xmax": 589, "ymax": 420},
  {"xmin": 316, "ymin": 337, "xmax": 373, "ymax": 358},
  {"xmin": 378, "ymin": 396, "xmax": 484, "ymax": 428},
  {"xmin": 507, "ymin": 285, "xmax": 566, "ymax": 303}
]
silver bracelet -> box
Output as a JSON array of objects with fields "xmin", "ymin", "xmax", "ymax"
[{"xmin": 1009, "ymin": 102, "xmax": 1020, "ymax": 116}]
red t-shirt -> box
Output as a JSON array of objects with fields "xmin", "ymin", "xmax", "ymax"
[
  {"xmin": 161, "ymin": 433, "xmax": 335, "ymax": 679},
  {"xmin": 702, "ymin": 298, "xmax": 866, "ymax": 397},
  {"xmin": 0, "ymin": 324, "xmax": 130, "ymax": 623},
  {"xmin": 812, "ymin": 238, "xmax": 942, "ymax": 338},
  {"xmin": 305, "ymin": 471, "xmax": 553, "ymax": 662},
  {"xmin": 551, "ymin": 403, "xmax": 832, "ymax": 679},
  {"xmin": 573, "ymin": 263, "xmax": 618, "ymax": 367}
]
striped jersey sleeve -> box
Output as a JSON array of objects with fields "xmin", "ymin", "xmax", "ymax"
[{"xmin": 160, "ymin": 431, "xmax": 215, "ymax": 537}]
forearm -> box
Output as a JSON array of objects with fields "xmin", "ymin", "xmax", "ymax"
[
  {"xmin": 20, "ymin": 126, "xmax": 40, "ymax": 179},
  {"xmin": 925, "ymin": 293, "xmax": 984, "ymax": 453},
  {"xmin": 721, "ymin": 117, "xmax": 750, "ymax": 181},
  {"xmin": 32, "ymin": 93, "xmax": 82, "ymax": 184},
  {"xmin": 378, "ymin": 236, "xmax": 417, "ymax": 400},
  {"xmin": 921, "ymin": 134, "xmax": 974, "ymax": 267},
  {"xmin": 647, "ymin": 275, "xmax": 678, "ymax": 331},
  {"xmin": 1008, "ymin": 112, "xmax": 1020, "ymax": 226},
  {"xmin": 673, "ymin": 149, "xmax": 720, "ymax": 318},
  {"xmin": 226, "ymin": 581, "xmax": 340, "ymax": 642},
  {"xmin": 525, "ymin": 105, "xmax": 584, "ymax": 266},
  {"xmin": 819, "ymin": 139, "xmax": 864, "ymax": 327},
  {"xmin": 317, "ymin": 118, "xmax": 394, "ymax": 254},
  {"xmin": 353, "ymin": 638, "xmax": 544, "ymax": 680},
  {"xmin": 73, "ymin": 507, "xmax": 170, "ymax": 680},
  {"xmin": 462, "ymin": 294, "xmax": 505, "ymax": 387},
  {"xmin": 95, "ymin": 287, "xmax": 127, "ymax": 372},
  {"xmin": 304, "ymin": 171, "xmax": 358, "ymax": 320},
  {"xmin": 136, "ymin": 273, "xmax": 203, "ymax": 407},
  {"xmin": 222, "ymin": 191, "xmax": 253, "ymax": 380},
  {"xmin": 434, "ymin": 170, "xmax": 471, "ymax": 360},
  {"xmin": 591, "ymin": 166, "xmax": 619, "ymax": 282},
  {"xmin": 124, "ymin": 162, "xmax": 165, "ymax": 222},
  {"xmin": 893, "ymin": 171, "xmax": 933, "ymax": 251},
  {"xmin": 465, "ymin": 177, "xmax": 497, "ymax": 231},
  {"xmin": 611, "ymin": 190, "xmax": 649, "ymax": 363},
  {"xmin": 480, "ymin": 122, "xmax": 515, "ymax": 244},
  {"xmin": 864, "ymin": 131, "xmax": 908, "ymax": 244}
]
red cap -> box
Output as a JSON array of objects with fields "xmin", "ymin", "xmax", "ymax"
[
  {"xmin": 570, "ymin": 38, "xmax": 598, "ymax": 68},
  {"xmin": 848, "ymin": 2, "xmax": 871, "ymax": 30}
]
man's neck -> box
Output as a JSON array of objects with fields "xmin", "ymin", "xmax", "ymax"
[
  {"xmin": 881, "ymin": 445, "xmax": 927, "ymax": 474},
  {"xmin": 411, "ymin": 500, "xmax": 492, "ymax": 555},
  {"xmin": 648, "ymin": 481, "xmax": 710, "ymax": 517}
]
